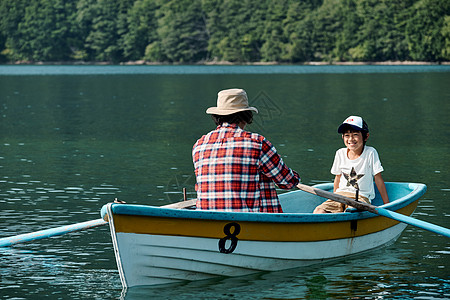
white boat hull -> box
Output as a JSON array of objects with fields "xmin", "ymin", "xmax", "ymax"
[{"xmin": 114, "ymin": 223, "xmax": 406, "ymax": 287}]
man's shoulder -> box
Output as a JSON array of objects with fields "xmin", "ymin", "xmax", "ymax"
[
  {"xmin": 194, "ymin": 131, "xmax": 211, "ymax": 144},
  {"xmin": 239, "ymin": 130, "xmax": 265, "ymax": 141},
  {"xmin": 194, "ymin": 127, "xmax": 266, "ymax": 146},
  {"xmin": 193, "ymin": 129, "xmax": 218, "ymax": 149}
]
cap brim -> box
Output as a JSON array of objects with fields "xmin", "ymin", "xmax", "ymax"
[
  {"xmin": 338, "ymin": 123, "xmax": 362, "ymax": 133},
  {"xmin": 206, "ymin": 106, "xmax": 259, "ymax": 115}
]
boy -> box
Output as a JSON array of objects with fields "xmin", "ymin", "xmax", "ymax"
[{"xmin": 313, "ymin": 116, "xmax": 389, "ymax": 213}]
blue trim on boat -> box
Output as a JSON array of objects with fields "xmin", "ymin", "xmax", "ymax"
[{"xmin": 101, "ymin": 182, "xmax": 426, "ymax": 224}]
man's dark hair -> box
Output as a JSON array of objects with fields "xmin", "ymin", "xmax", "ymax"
[{"xmin": 211, "ymin": 111, "xmax": 253, "ymax": 126}]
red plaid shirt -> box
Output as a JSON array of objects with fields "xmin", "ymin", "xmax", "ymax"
[{"xmin": 193, "ymin": 123, "xmax": 300, "ymax": 212}]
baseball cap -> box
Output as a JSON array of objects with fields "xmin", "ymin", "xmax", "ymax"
[{"xmin": 337, "ymin": 116, "xmax": 369, "ymax": 133}]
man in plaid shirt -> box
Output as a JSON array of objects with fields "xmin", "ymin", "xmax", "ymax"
[{"xmin": 193, "ymin": 88, "xmax": 300, "ymax": 213}]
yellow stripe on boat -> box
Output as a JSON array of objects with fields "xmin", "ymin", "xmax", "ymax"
[{"xmin": 112, "ymin": 200, "xmax": 418, "ymax": 242}]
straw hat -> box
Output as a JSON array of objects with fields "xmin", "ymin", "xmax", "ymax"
[{"xmin": 206, "ymin": 88, "xmax": 258, "ymax": 115}]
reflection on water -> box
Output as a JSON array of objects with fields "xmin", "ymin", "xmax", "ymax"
[
  {"xmin": 0, "ymin": 231, "xmax": 120, "ymax": 299},
  {"xmin": 0, "ymin": 66, "xmax": 448, "ymax": 299}
]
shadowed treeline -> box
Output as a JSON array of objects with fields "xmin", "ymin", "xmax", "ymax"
[{"xmin": 0, "ymin": 0, "xmax": 449, "ymax": 64}]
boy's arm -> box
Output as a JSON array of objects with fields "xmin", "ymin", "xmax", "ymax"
[
  {"xmin": 374, "ymin": 173, "xmax": 389, "ymax": 204},
  {"xmin": 333, "ymin": 174, "xmax": 341, "ymax": 192}
]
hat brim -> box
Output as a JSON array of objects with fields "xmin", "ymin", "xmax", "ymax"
[{"xmin": 206, "ymin": 106, "xmax": 259, "ymax": 115}]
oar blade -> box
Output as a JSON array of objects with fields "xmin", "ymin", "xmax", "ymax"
[
  {"xmin": 375, "ymin": 207, "xmax": 450, "ymax": 238},
  {"xmin": 297, "ymin": 183, "xmax": 450, "ymax": 238}
]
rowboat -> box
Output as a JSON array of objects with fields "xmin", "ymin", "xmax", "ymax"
[{"xmin": 100, "ymin": 182, "xmax": 426, "ymax": 288}]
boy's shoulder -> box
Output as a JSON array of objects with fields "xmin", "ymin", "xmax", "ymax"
[
  {"xmin": 362, "ymin": 146, "xmax": 382, "ymax": 160},
  {"xmin": 335, "ymin": 147, "xmax": 347, "ymax": 154},
  {"xmin": 364, "ymin": 145, "xmax": 378, "ymax": 153}
]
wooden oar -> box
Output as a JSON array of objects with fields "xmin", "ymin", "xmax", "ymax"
[
  {"xmin": 297, "ymin": 183, "xmax": 450, "ymax": 238},
  {"xmin": 0, "ymin": 199, "xmax": 197, "ymax": 247}
]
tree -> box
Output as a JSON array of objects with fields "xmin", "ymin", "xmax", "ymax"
[
  {"xmin": 442, "ymin": 15, "xmax": 450, "ymax": 60},
  {"xmin": 352, "ymin": 0, "xmax": 417, "ymax": 61},
  {"xmin": 83, "ymin": 0, "xmax": 122, "ymax": 62},
  {"xmin": 282, "ymin": 1, "xmax": 315, "ymax": 62},
  {"xmin": 260, "ymin": 0, "xmax": 288, "ymax": 62},
  {"xmin": 0, "ymin": 0, "xmax": 449, "ymax": 63},
  {"xmin": 201, "ymin": 0, "xmax": 222, "ymax": 61},
  {"xmin": 0, "ymin": 0, "xmax": 28, "ymax": 61},
  {"xmin": 406, "ymin": 0, "xmax": 450, "ymax": 61},
  {"xmin": 206, "ymin": 0, "xmax": 265, "ymax": 62},
  {"xmin": 4, "ymin": 0, "xmax": 77, "ymax": 61},
  {"xmin": 116, "ymin": 0, "xmax": 138, "ymax": 60},
  {"xmin": 330, "ymin": 0, "xmax": 360, "ymax": 61},
  {"xmin": 312, "ymin": 0, "xmax": 347, "ymax": 61},
  {"xmin": 156, "ymin": 0, "xmax": 208, "ymax": 62},
  {"xmin": 122, "ymin": 0, "xmax": 160, "ymax": 60},
  {"xmin": 261, "ymin": 23, "xmax": 285, "ymax": 62}
]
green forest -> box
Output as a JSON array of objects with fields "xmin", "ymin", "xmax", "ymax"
[{"xmin": 0, "ymin": 0, "xmax": 449, "ymax": 64}]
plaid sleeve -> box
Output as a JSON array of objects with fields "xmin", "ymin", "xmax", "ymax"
[{"xmin": 259, "ymin": 138, "xmax": 300, "ymax": 189}]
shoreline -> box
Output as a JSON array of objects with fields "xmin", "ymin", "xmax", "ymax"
[{"xmin": 4, "ymin": 60, "xmax": 450, "ymax": 66}]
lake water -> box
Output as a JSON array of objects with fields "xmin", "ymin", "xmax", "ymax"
[{"xmin": 0, "ymin": 65, "xmax": 449, "ymax": 299}]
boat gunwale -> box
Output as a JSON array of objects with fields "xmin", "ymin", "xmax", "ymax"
[{"xmin": 102, "ymin": 182, "xmax": 426, "ymax": 223}]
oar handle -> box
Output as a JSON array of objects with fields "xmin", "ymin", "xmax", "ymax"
[
  {"xmin": 0, "ymin": 218, "xmax": 107, "ymax": 247},
  {"xmin": 163, "ymin": 198, "xmax": 197, "ymax": 209},
  {"xmin": 0, "ymin": 198, "xmax": 197, "ymax": 247},
  {"xmin": 296, "ymin": 183, "xmax": 378, "ymax": 213}
]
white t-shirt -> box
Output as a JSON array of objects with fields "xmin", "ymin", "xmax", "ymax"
[{"xmin": 331, "ymin": 146, "xmax": 384, "ymax": 201}]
